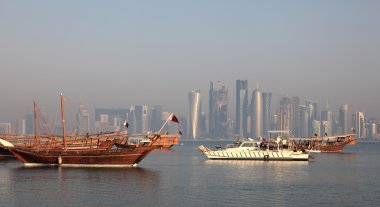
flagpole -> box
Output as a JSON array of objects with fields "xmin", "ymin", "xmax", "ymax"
[{"xmin": 158, "ymin": 113, "xmax": 173, "ymax": 134}]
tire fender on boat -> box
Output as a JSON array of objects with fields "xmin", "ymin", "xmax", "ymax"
[
  {"xmin": 264, "ymin": 154, "xmax": 269, "ymax": 160},
  {"xmin": 58, "ymin": 155, "xmax": 62, "ymax": 165}
]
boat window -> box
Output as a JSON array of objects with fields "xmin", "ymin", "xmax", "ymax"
[
  {"xmin": 241, "ymin": 143, "xmax": 254, "ymax": 147},
  {"xmin": 254, "ymin": 143, "xmax": 258, "ymax": 147},
  {"xmin": 227, "ymin": 144, "xmax": 235, "ymax": 148}
]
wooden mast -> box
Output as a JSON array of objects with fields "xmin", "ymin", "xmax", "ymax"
[
  {"xmin": 34, "ymin": 101, "xmax": 38, "ymax": 146},
  {"xmin": 61, "ymin": 93, "xmax": 67, "ymax": 151}
]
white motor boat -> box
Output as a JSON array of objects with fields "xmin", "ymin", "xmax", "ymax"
[{"xmin": 199, "ymin": 139, "xmax": 310, "ymax": 161}]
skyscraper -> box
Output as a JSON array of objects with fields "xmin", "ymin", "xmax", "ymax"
[
  {"xmin": 16, "ymin": 119, "xmax": 26, "ymax": 134},
  {"xmin": 321, "ymin": 109, "xmax": 333, "ymax": 136},
  {"xmin": 279, "ymin": 97, "xmax": 292, "ymax": 134},
  {"xmin": 312, "ymin": 120, "xmax": 321, "ymax": 136},
  {"xmin": 339, "ymin": 104, "xmax": 349, "ymax": 135},
  {"xmin": 271, "ymin": 114, "xmax": 279, "ymax": 131},
  {"xmin": 299, "ymin": 105, "xmax": 309, "ymax": 137},
  {"xmin": 0, "ymin": 123, "xmax": 11, "ymax": 133},
  {"xmin": 355, "ymin": 112, "xmax": 366, "ymax": 138},
  {"xmin": 291, "ymin": 96, "xmax": 301, "ymax": 137},
  {"xmin": 77, "ymin": 103, "xmax": 90, "ymax": 134},
  {"xmin": 95, "ymin": 108, "xmax": 129, "ymax": 132},
  {"xmin": 209, "ymin": 81, "xmax": 228, "ymax": 138},
  {"xmin": 369, "ymin": 119, "xmax": 378, "ymax": 139},
  {"xmin": 179, "ymin": 116, "xmax": 188, "ymax": 138},
  {"xmin": 262, "ymin": 92, "xmax": 272, "ymax": 136},
  {"xmin": 25, "ymin": 114, "xmax": 34, "ymax": 134},
  {"xmin": 129, "ymin": 105, "xmax": 149, "ymax": 134},
  {"xmin": 236, "ymin": 80, "xmax": 248, "ymax": 137},
  {"xmin": 251, "ymin": 88, "xmax": 263, "ymax": 138},
  {"xmin": 149, "ymin": 105, "xmax": 163, "ymax": 132},
  {"xmin": 189, "ymin": 90, "xmax": 201, "ymax": 140},
  {"xmin": 306, "ymin": 100, "xmax": 318, "ymax": 136}
]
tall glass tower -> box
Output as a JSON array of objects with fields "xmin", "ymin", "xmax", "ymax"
[
  {"xmin": 262, "ymin": 92, "xmax": 272, "ymax": 137},
  {"xmin": 355, "ymin": 112, "xmax": 366, "ymax": 138},
  {"xmin": 189, "ymin": 90, "xmax": 202, "ymax": 140},
  {"xmin": 299, "ymin": 105, "xmax": 309, "ymax": 137},
  {"xmin": 77, "ymin": 103, "xmax": 90, "ymax": 134},
  {"xmin": 321, "ymin": 109, "xmax": 333, "ymax": 136},
  {"xmin": 209, "ymin": 81, "xmax": 228, "ymax": 138},
  {"xmin": 236, "ymin": 80, "xmax": 248, "ymax": 137},
  {"xmin": 339, "ymin": 104, "xmax": 349, "ymax": 134},
  {"xmin": 279, "ymin": 97, "xmax": 292, "ymax": 134},
  {"xmin": 251, "ymin": 89, "xmax": 263, "ymax": 138}
]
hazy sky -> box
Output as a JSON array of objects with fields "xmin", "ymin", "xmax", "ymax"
[{"xmin": 1, "ymin": 0, "xmax": 379, "ymax": 123}]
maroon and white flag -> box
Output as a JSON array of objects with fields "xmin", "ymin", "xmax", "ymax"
[{"xmin": 169, "ymin": 114, "xmax": 179, "ymax": 123}]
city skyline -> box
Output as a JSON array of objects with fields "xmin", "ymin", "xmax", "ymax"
[{"xmin": 1, "ymin": 79, "xmax": 379, "ymax": 140}]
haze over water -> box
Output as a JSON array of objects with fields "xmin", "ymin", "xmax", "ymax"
[
  {"xmin": 0, "ymin": 141, "xmax": 379, "ymax": 207},
  {"xmin": 1, "ymin": 1, "xmax": 380, "ymax": 122}
]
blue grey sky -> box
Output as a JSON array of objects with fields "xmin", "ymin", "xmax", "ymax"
[{"xmin": 1, "ymin": 0, "xmax": 379, "ymax": 122}]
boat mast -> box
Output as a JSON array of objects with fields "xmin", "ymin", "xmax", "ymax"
[
  {"xmin": 60, "ymin": 93, "xmax": 67, "ymax": 151},
  {"xmin": 34, "ymin": 101, "xmax": 38, "ymax": 146}
]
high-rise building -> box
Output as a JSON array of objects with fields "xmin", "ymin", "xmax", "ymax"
[
  {"xmin": 312, "ymin": 120, "xmax": 321, "ymax": 136},
  {"xmin": 338, "ymin": 104, "xmax": 349, "ymax": 135},
  {"xmin": 236, "ymin": 80, "xmax": 248, "ymax": 137},
  {"xmin": 291, "ymin": 96, "xmax": 301, "ymax": 137},
  {"xmin": 306, "ymin": 100, "xmax": 317, "ymax": 136},
  {"xmin": 189, "ymin": 90, "xmax": 202, "ymax": 140},
  {"xmin": 279, "ymin": 97, "xmax": 292, "ymax": 134},
  {"xmin": 271, "ymin": 114, "xmax": 279, "ymax": 131},
  {"xmin": 16, "ymin": 119, "xmax": 26, "ymax": 134},
  {"xmin": 251, "ymin": 89, "xmax": 263, "ymax": 138},
  {"xmin": 369, "ymin": 119, "xmax": 378, "ymax": 139},
  {"xmin": 77, "ymin": 103, "xmax": 90, "ymax": 134},
  {"xmin": 209, "ymin": 81, "xmax": 228, "ymax": 138},
  {"xmin": 227, "ymin": 119, "xmax": 235, "ymax": 136},
  {"xmin": 25, "ymin": 114, "xmax": 34, "ymax": 134},
  {"xmin": 0, "ymin": 123, "xmax": 11, "ymax": 134},
  {"xmin": 355, "ymin": 112, "xmax": 366, "ymax": 138},
  {"xmin": 199, "ymin": 112, "xmax": 207, "ymax": 138},
  {"xmin": 262, "ymin": 92, "xmax": 272, "ymax": 136},
  {"xmin": 179, "ymin": 116, "xmax": 188, "ymax": 138},
  {"xmin": 129, "ymin": 105, "xmax": 149, "ymax": 134},
  {"xmin": 321, "ymin": 109, "xmax": 333, "ymax": 136},
  {"xmin": 299, "ymin": 105, "xmax": 309, "ymax": 137},
  {"xmin": 94, "ymin": 108, "xmax": 129, "ymax": 132},
  {"xmin": 149, "ymin": 105, "xmax": 163, "ymax": 132}
]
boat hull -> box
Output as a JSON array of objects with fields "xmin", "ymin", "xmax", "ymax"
[
  {"xmin": 199, "ymin": 145, "xmax": 309, "ymax": 161},
  {"xmin": 152, "ymin": 134, "xmax": 179, "ymax": 149},
  {"xmin": 290, "ymin": 134, "xmax": 356, "ymax": 153},
  {"xmin": 10, "ymin": 146, "xmax": 155, "ymax": 167},
  {"xmin": 0, "ymin": 147, "xmax": 14, "ymax": 158}
]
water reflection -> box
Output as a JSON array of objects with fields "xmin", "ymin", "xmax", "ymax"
[{"xmin": 5, "ymin": 164, "xmax": 161, "ymax": 207}]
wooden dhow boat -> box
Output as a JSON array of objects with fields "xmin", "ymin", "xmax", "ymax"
[
  {"xmin": 3, "ymin": 93, "xmax": 172, "ymax": 167},
  {"xmin": 199, "ymin": 138, "xmax": 310, "ymax": 161},
  {"xmin": 288, "ymin": 134, "xmax": 356, "ymax": 153},
  {"xmin": 8, "ymin": 138, "xmax": 157, "ymax": 167}
]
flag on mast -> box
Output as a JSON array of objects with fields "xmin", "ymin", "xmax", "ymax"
[
  {"xmin": 123, "ymin": 121, "xmax": 129, "ymax": 128},
  {"xmin": 169, "ymin": 114, "xmax": 179, "ymax": 123}
]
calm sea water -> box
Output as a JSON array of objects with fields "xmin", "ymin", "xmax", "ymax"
[{"xmin": 0, "ymin": 141, "xmax": 379, "ymax": 207}]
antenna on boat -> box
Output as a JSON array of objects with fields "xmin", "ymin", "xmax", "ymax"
[
  {"xmin": 60, "ymin": 93, "xmax": 67, "ymax": 151},
  {"xmin": 34, "ymin": 101, "xmax": 38, "ymax": 146}
]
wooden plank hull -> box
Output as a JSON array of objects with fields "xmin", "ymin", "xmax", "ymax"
[
  {"xmin": 10, "ymin": 146, "xmax": 155, "ymax": 167},
  {"xmin": 153, "ymin": 135, "xmax": 179, "ymax": 149},
  {"xmin": 290, "ymin": 135, "xmax": 356, "ymax": 153},
  {"xmin": 317, "ymin": 144, "xmax": 345, "ymax": 152}
]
